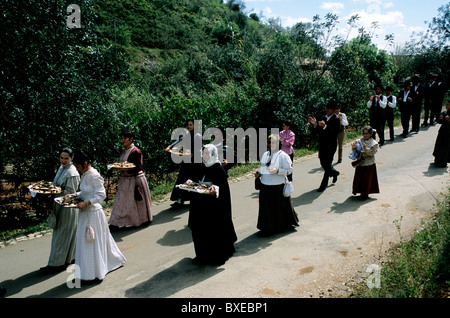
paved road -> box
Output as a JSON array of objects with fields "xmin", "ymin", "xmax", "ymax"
[{"xmin": 1, "ymin": 124, "xmax": 448, "ymax": 300}]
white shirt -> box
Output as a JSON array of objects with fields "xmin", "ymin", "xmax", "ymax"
[
  {"xmin": 402, "ymin": 90, "xmax": 410, "ymax": 102},
  {"xmin": 259, "ymin": 150, "xmax": 293, "ymax": 185},
  {"xmin": 336, "ymin": 112, "xmax": 348, "ymax": 126},
  {"xmin": 367, "ymin": 95, "xmax": 387, "ymax": 109},
  {"xmin": 385, "ymin": 94, "xmax": 396, "ymax": 108}
]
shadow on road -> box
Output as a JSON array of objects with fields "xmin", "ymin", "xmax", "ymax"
[
  {"xmin": 125, "ymin": 257, "xmax": 224, "ymax": 297},
  {"xmin": 111, "ymin": 205, "xmax": 190, "ymax": 242},
  {"xmin": 124, "ymin": 229, "xmax": 295, "ymax": 297},
  {"xmin": 290, "ymin": 188, "xmax": 322, "ymax": 208},
  {"xmin": 423, "ymin": 163, "xmax": 449, "ymax": 177},
  {"xmin": 0, "ymin": 268, "xmax": 99, "ymax": 298},
  {"xmin": 327, "ymin": 195, "xmax": 375, "ymax": 214}
]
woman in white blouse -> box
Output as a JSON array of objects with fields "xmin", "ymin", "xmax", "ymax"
[
  {"xmin": 70, "ymin": 151, "xmax": 126, "ymax": 282},
  {"xmin": 254, "ymin": 135, "xmax": 299, "ymax": 235}
]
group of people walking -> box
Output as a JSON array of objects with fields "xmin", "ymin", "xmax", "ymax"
[
  {"xmin": 368, "ymin": 75, "xmax": 447, "ymax": 145},
  {"xmin": 34, "ymin": 77, "xmax": 448, "ymax": 284},
  {"xmin": 39, "ymin": 130, "xmax": 153, "ymax": 282}
]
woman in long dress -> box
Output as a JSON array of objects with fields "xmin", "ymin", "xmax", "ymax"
[
  {"xmin": 187, "ymin": 144, "xmax": 237, "ymax": 265},
  {"xmin": 71, "ymin": 151, "xmax": 126, "ymax": 281},
  {"xmin": 40, "ymin": 147, "xmax": 80, "ymax": 274},
  {"xmin": 165, "ymin": 119, "xmax": 203, "ymax": 208},
  {"xmin": 109, "ymin": 131, "xmax": 152, "ymax": 228},
  {"xmin": 432, "ymin": 100, "xmax": 450, "ymax": 168},
  {"xmin": 254, "ymin": 134, "xmax": 299, "ymax": 235},
  {"xmin": 351, "ymin": 126, "xmax": 380, "ymax": 200}
]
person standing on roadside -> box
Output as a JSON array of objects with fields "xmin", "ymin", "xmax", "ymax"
[
  {"xmin": 384, "ymin": 86, "xmax": 396, "ymax": 142},
  {"xmin": 334, "ymin": 105, "xmax": 348, "ymax": 163},
  {"xmin": 308, "ymin": 99, "xmax": 341, "ymax": 192},
  {"xmin": 398, "ymin": 80, "xmax": 413, "ymax": 138},
  {"xmin": 279, "ymin": 120, "xmax": 295, "ymax": 181},
  {"xmin": 367, "ymin": 84, "xmax": 387, "ymax": 145},
  {"xmin": 423, "ymin": 74, "xmax": 439, "ymax": 126},
  {"xmin": 410, "ymin": 76, "xmax": 425, "ymax": 133}
]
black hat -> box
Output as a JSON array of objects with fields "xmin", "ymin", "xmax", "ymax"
[{"xmin": 326, "ymin": 99, "xmax": 338, "ymax": 109}]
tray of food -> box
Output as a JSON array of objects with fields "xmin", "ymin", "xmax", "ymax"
[
  {"xmin": 28, "ymin": 181, "xmax": 62, "ymax": 195},
  {"xmin": 54, "ymin": 195, "xmax": 83, "ymax": 208},
  {"xmin": 108, "ymin": 161, "xmax": 136, "ymax": 170},
  {"xmin": 176, "ymin": 182, "xmax": 212, "ymax": 194},
  {"xmin": 168, "ymin": 149, "xmax": 192, "ymax": 156}
]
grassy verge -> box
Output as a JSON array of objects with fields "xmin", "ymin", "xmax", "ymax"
[{"xmin": 351, "ymin": 188, "xmax": 450, "ymax": 298}]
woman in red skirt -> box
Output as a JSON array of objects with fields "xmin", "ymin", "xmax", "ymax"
[{"xmin": 351, "ymin": 126, "xmax": 380, "ymax": 200}]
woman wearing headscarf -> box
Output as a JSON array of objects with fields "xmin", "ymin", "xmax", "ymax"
[
  {"xmin": 254, "ymin": 134, "xmax": 299, "ymax": 236},
  {"xmin": 351, "ymin": 126, "xmax": 380, "ymax": 200},
  {"xmin": 109, "ymin": 130, "xmax": 152, "ymax": 229},
  {"xmin": 186, "ymin": 144, "xmax": 237, "ymax": 265},
  {"xmin": 40, "ymin": 147, "xmax": 80, "ymax": 274}
]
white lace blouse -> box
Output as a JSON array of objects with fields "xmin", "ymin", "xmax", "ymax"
[
  {"xmin": 259, "ymin": 150, "xmax": 293, "ymax": 185},
  {"xmin": 76, "ymin": 167, "xmax": 106, "ymax": 207}
]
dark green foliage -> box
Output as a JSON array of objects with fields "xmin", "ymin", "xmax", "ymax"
[{"xmin": 0, "ymin": 0, "xmax": 129, "ymax": 183}]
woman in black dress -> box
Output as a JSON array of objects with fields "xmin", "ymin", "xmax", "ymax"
[
  {"xmin": 187, "ymin": 144, "xmax": 237, "ymax": 265},
  {"xmin": 166, "ymin": 119, "xmax": 203, "ymax": 208},
  {"xmin": 433, "ymin": 100, "xmax": 450, "ymax": 168}
]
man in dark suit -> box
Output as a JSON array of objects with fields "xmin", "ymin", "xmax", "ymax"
[
  {"xmin": 435, "ymin": 75, "xmax": 448, "ymax": 119},
  {"xmin": 410, "ymin": 76, "xmax": 425, "ymax": 133},
  {"xmin": 398, "ymin": 80, "xmax": 413, "ymax": 138},
  {"xmin": 423, "ymin": 74, "xmax": 439, "ymax": 126},
  {"xmin": 384, "ymin": 86, "xmax": 396, "ymax": 141},
  {"xmin": 367, "ymin": 84, "xmax": 387, "ymax": 145},
  {"xmin": 308, "ymin": 99, "xmax": 341, "ymax": 192}
]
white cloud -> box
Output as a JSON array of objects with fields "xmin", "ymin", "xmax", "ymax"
[
  {"xmin": 321, "ymin": 2, "xmax": 345, "ymax": 14},
  {"xmin": 348, "ymin": 9, "xmax": 406, "ymax": 28},
  {"xmin": 283, "ymin": 16, "xmax": 313, "ymax": 27}
]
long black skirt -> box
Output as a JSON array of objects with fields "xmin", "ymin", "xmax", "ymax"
[
  {"xmin": 352, "ymin": 164, "xmax": 380, "ymax": 197},
  {"xmin": 257, "ymin": 184, "xmax": 299, "ymax": 235}
]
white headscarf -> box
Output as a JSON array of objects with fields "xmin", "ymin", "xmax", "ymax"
[{"xmin": 202, "ymin": 144, "xmax": 221, "ymax": 167}]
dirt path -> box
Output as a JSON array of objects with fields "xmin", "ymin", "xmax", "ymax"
[{"xmin": 0, "ymin": 124, "xmax": 448, "ymax": 299}]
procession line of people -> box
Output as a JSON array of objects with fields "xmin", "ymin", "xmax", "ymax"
[{"xmin": 31, "ymin": 80, "xmax": 447, "ymax": 286}]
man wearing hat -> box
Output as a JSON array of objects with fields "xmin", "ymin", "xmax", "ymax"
[
  {"xmin": 384, "ymin": 86, "xmax": 397, "ymax": 141},
  {"xmin": 398, "ymin": 80, "xmax": 413, "ymax": 137},
  {"xmin": 410, "ymin": 76, "xmax": 425, "ymax": 133},
  {"xmin": 308, "ymin": 99, "xmax": 341, "ymax": 192},
  {"xmin": 423, "ymin": 73, "xmax": 439, "ymax": 126},
  {"xmin": 367, "ymin": 84, "xmax": 387, "ymax": 145}
]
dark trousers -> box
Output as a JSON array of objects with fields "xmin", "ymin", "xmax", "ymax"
[
  {"xmin": 383, "ymin": 108, "xmax": 394, "ymax": 140},
  {"xmin": 401, "ymin": 109, "xmax": 412, "ymax": 135},
  {"xmin": 423, "ymin": 101, "xmax": 432, "ymax": 124},
  {"xmin": 411, "ymin": 103, "xmax": 422, "ymax": 131},
  {"xmin": 319, "ymin": 156, "xmax": 338, "ymax": 189},
  {"xmin": 370, "ymin": 109, "xmax": 385, "ymax": 144}
]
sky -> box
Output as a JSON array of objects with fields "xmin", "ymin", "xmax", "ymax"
[{"xmin": 240, "ymin": 0, "xmax": 448, "ymax": 51}]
